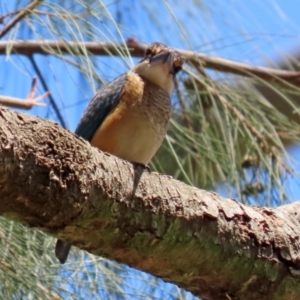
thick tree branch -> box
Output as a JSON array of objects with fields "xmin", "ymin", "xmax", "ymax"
[
  {"xmin": 0, "ymin": 39, "xmax": 300, "ymax": 87},
  {"xmin": 0, "ymin": 107, "xmax": 300, "ymax": 299}
]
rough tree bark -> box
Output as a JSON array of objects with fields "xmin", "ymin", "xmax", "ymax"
[{"xmin": 0, "ymin": 107, "xmax": 300, "ymax": 300}]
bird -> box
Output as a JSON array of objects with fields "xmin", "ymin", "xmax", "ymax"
[{"xmin": 55, "ymin": 42, "xmax": 184, "ymax": 264}]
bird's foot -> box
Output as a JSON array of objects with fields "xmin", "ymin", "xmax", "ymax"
[{"xmin": 132, "ymin": 162, "xmax": 151, "ymax": 172}]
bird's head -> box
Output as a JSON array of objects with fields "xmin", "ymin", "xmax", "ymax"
[{"xmin": 131, "ymin": 42, "xmax": 184, "ymax": 95}]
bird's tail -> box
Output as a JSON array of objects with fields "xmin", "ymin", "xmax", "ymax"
[{"xmin": 55, "ymin": 239, "xmax": 71, "ymax": 264}]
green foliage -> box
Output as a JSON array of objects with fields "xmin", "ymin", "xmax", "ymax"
[{"xmin": 153, "ymin": 72, "xmax": 300, "ymax": 205}]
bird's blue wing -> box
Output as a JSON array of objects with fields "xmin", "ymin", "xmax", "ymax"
[{"xmin": 75, "ymin": 73, "xmax": 127, "ymax": 141}]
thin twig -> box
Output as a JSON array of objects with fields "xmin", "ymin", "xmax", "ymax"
[
  {"xmin": 0, "ymin": 7, "xmax": 78, "ymax": 24},
  {"xmin": 27, "ymin": 76, "xmax": 38, "ymax": 99},
  {"xmin": 0, "ymin": 95, "xmax": 47, "ymax": 109},
  {"xmin": 0, "ymin": 38, "xmax": 300, "ymax": 87},
  {"xmin": 0, "ymin": 0, "xmax": 42, "ymax": 39},
  {"xmin": 0, "ymin": 9, "xmax": 22, "ymax": 24},
  {"xmin": 0, "ymin": 77, "xmax": 49, "ymax": 109}
]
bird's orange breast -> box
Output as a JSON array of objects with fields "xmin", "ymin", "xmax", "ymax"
[{"xmin": 90, "ymin": 72, "xmax": 171, "ymax": 165}]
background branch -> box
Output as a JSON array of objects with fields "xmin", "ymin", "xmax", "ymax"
[
  {"xmin": 0, "ymin": 94, "xmax": 47, "ymax": 109},
  {"xmin": 0, "ymin": 77, "xmax": 48, "ymax": 109},
  {"xmin": 0, "ymin": 39, "xmax": 300, "ymax": 87},
  {"xmin": 0, "ymin": 0, "xmax": 43, "ymax": 39}
]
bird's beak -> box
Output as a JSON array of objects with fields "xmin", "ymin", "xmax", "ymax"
[
  {"xmin": 131, "ymin": 49, "xmax": 177, "ymax": 94},
  {"xmin": 149, "ymin": 51, "xmax": 175, "ymax": 75}
]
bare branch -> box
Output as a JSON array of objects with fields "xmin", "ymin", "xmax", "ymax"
[
  {"xmin": 0, "ymin": 77, "xmax": 49, "ymax": 109},
  {"xmin": 0, "ymin": 39, "xmax": 299, "ymax": 87},
  {"xmin": 0, "ymin": 107, "xmax": 300, "ymax": 300},
  {"xmin": 27, "ymin": 76, "xmax": 39, "ymax": 100},
  {"xmin": 0, "ymin": 95, "xmax": 47, "ymax": 109},
  {"xmin": 0, "ymin": 0, "xmax": 43, "ymax": 39},
  {"xmin": 0, "ymin": 9, "xmax": 22, "ymax": 24}
]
